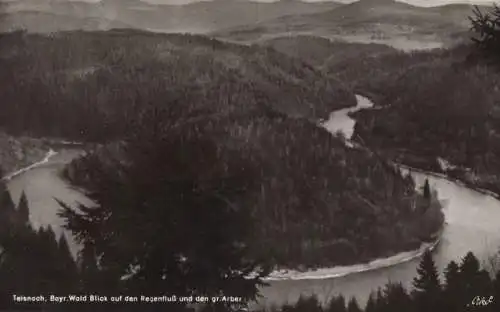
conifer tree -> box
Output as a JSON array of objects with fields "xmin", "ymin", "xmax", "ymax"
[
  {"xmin": 443, "ymin": 260, "xmax": 463, "ymax": 310},
  {"xmin": 79, "ymin": 243, "xmax": 100, "ymax": 292},
  {"xmin": 404, "ymin": 171, "xmax": 415, "ymax": 192},
  {"xmin": 16, "ymin": 191, "xmax": 30, "ymax": 226},
  {"xmin": 57, "ymin": 234, "xmax": 79, "ymax": 292},
  {"xmin": 346, "ymin": 297, "xmax": 362, "ymax": 312},
  {"xmin": 374, "ymin": 288, "xmax": 386, "ymax": 310},
  {"xmin": 460, "ymin": 252, "xmax": 492, "ymax": 300},
  {"xmin": 412, "ymin": 249, "xmax": 442, "ymax": 311},
  {"xmin": 364, "ymin": 293, "xmax": 377, "ymax": 312},
  {"xmin": 0, "ymin": 175, "xmax": 15, "ymax": 231},
  {"xmin": 383, "ymin": 282, "xmax": 413, "ymax": 312},
  {"xmin": 58, "ymin": 122, "xmax": 269, "ymax": 307},
  {"xmin": 469, "ymin": 4, "xmax": 500, "ymax": 62},
  {"xmin": 422, "ymin": 179, "xmax": 431, "ymax": 201},
  {"xmin": 325, "ymin": 295, "xmax": 346, "ymax": 312},
  {"xmin": 294, "ymin": 295, "xmax": 322, "ymax": 312}
]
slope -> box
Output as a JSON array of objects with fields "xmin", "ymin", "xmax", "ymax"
[
  {"xmin": 211, "ymin": 0, "xmax": 484, "ymax": 48},
  {"xmin": 0, "ymin": 29, "xmax": 355, "ymax": 141},
  {"xmin": 2, "ymin": 0, "xmax": 342, "ymax": 33}
]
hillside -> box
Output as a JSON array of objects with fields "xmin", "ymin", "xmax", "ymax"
[
  {"xmin": 0, "ymin": 28, "xmax": 442, "ymax": 269},
  {"xmin": 279, "ymin": 35, "xmax": 500, "ymax": 195},
  {"xmin": 350, "ymin": 45, "xmax": 500, "ymax": 195},
  {"xmin": 1, "ymin": 0, "xmax": 342, "ymax": 33},
  {"xmin": 254, "ymin": 34, "xmax": 500, "ymax": 196},
  {"xmin": 0, "ymin": 133, "xmax": 48, "ymax": 177},
  {"xmin": 211, "ymin": 0, "xmax": 484, "ymax": 49},
  {"xmin": 0, "ymin": 10, "xmax": 133, "ymax": 33},
  {"xmin": 261, "ymin": 35, "xmax": 398, "ymax": 67},
  {"xmin": 0, "ymin": 29, "xmax": 355, "ymax": 141},
  {"xmin": 63, "ymin": 100, "xmax": 444, "ymax": 270}
]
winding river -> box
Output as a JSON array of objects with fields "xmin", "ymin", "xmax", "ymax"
[{"xmin": 6, "ymin": 95, "xmax": 500, "ymax": 309}]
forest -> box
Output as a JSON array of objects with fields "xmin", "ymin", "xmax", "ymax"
[
  {"xmin": 61, "ymin": 114, "xmax": 443, "ymax": 269},
  {"xmin": 0, "ymin": 172, "xmax": 497, "ymax": 311},
  {"xmin": 0, "ymin": 27, "xmax": 445, "ymax": 269},
  {"xmin": 1, "ymin": 3, "xmax": 499, "ymax": 312},
  {"xmin": 262, "ymin": 6, "xmax": 500, "ymax": 196},
  {"xmin": 0, "ymin": 29, "xmax": 355, "ymax": 142},
  {"xmin": 259, "ymin": 248, "xmax": 500, "ymax": 312}
]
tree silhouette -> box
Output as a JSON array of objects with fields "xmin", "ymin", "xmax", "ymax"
[
  {"xmin": 346, "ymin": 297, "xmax": 362, "ymax": 312},
  {"xmin": 459, "ymin": 252, "xmax": 492, "ymax": 304},
  {"xmin": 16, "ymin": 191, "xmax": 30, "ymax": 226},
  {"xmin": 364, "ymin": 293, "xmax": 377, "ymax": 312},
  {"xmin": 412, "ymin": 249, "xmax": 442, "ymax": 311},
  {"xmin": 383, "ymin": 282, "xmax": 413, "ymax": 312},
  {"xmin": 422, "ymin": 179, "xmax": 431, "ymax": 201},
  {"xmin": 325, "ymin": 295, "xmax": 346, "ymax": 312},
  {"xmin": 56, "ymin": 234, "xmax": 79, "ymax": 292},
  {"xmin": 0, "ymin": 174, "xmax": 15, "ymax": 232},
  {"xmin": 294, "ymin": 295, "xmax": 323, "ymax": 312},
  {"xmin": 469, "ymin": 4, "xmax": 500, "ymax": 62},
  {"xmin": 443, "ymin": 260, "xmax": 463, "ymax": 310},
  {"xmin": 58, "ymin": 123, "xmax": 270, "ymax": 309}
]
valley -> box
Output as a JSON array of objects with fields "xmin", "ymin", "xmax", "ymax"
[{"xmin": 1, "ymin": 0, "xmax": 500, "ymax": 311}]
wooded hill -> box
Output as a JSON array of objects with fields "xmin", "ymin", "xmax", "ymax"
[
  {"xmin": 0, "ymin": 168, "xmax": 493, "ymax": 312},
  {"xmin": 260, "ymin": 32, "xmax": 500, "ymax": 196},
  {"xmin": 0, "ymin": 29, "xmax": 354, "ymax": 142},
  {"xmin": 12, "ymin": 29, "xmax": 444, "ymax": 269}
]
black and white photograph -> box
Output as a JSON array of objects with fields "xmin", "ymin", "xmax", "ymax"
[{"xmin": 0, "ymin": 0, "xmax": 500, "ymax": 311}]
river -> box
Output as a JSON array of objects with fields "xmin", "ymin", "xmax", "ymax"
[{"xmin": 6, "ymin": 95, "xmax": 500, "ymax": 309}]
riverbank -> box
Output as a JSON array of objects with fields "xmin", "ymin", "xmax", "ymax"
[
  {"xmin": 0, "ymin": 133, "xmax": 51, "ymax": 177},
  {"xmin": 1, "ymin": 149, "xmax": 58, "ymax": 182},
  {"xmin": 398, "ymin": 162, "xmax": 500, "ymax": 200},
  {"xmin": 258, "ymin": 94, "xmax": 445, "ymax": 282},
  {"xmin": 264, "ymin": 227, "xmax": 442, "ymax": 281}
]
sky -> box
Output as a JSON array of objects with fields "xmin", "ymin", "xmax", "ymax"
[{"xmin": 1, "ymin": 0, "xmax": 497, "ymax": 7}]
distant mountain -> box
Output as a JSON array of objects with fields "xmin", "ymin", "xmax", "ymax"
[
  {"xmin": 1, "ymin": 0, "xmax": 342, "ymax": 33},
  {"xmin": 0, "ymin": 10, "xmax": 132, "ymax": 33},
  {"xmin": 211, "ymin": 0, "xmax": 483, "ymax": 48}
]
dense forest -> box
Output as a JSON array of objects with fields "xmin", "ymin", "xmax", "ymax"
[
  {"xmin": 2, "ymin": 4, "xmax": 499, "ymax": 312},
  {"xmin": 258, "ymin": 249, "xmax": 500, "ymax": 312},
  {"xmin": 262, "ymin": 6, "xmax": 500, "ymax": 196},
  {"xmin": 348, "ymin": 4, "xmax": 500, "ymax": 195},
  {"xmin": 61, "ymin": 111, "xmax": 443, "ymax": 269},
  {"xmin": 0, "ymin": 133, "xmax": 48, "ymax": 175},
  {"xmin": 0, "ymin": 27, "xmax": 445, "ymax": 268},
  {"xmin": 0, "ymin": 29, "xmax": 354, "ymax": 142},
  {"xmin": 0, "ymin": 172, "xmax": 497, "ymax": 311}
]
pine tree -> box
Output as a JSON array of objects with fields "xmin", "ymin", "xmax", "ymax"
[
  {"xmin": 326, "ymin": 295, "xmax": 346, "ymax": 312},
  {"xmin": 412, "ymin": 249, "xmax": 442, "ymax": 311},
  {"xmin": 443, "ymin": 260, "xmax": 463, "ymax": 310},
  {"xmin": 422, "ymin": 179, "xmax": 431, "ymax": 201},
  {"xmin": 404, "ymin": 170, "xmax": 415, "ymax": 193},
  {"xmin": 460, "ymin": 252, "xmax": 492, "ymax": 300},
  {"xmin": 79, "ymin": 243, "xmax": 100, "ymax": 292},
  {"xmin": 374, "ymin": 288, "xmax": 386, "ymax": 310},
  {"xmin": 469, "ymin": 4, "xmax": 500, "ymax": 63},
  {"xmin": 294, "ymin": 295, "xmax": 322, "ymax": 312},
  {"xmin": 16, "ymin": 191, "xmax": 30, "ymax": 226},
  {"xmin": 58, "ymin": 123, "xmax": 269, "ymax": 307},
  {"xmin": 346, "ymin": 297, "xmax": 362, "ymax": 312},
  {"xmin": 0, "ymin": 176, "xmax": 15, "ymax": 230},
  {"xmin": 56, "ymin": 234, "xmax": 79, "ymax": 292},
  {"xmin": 383, "ymin": 282, "xmax": 413, "ymax": 312},
  {"xmin": 364, "ymin": 293, "xmax": 377, "ymax": 312}
]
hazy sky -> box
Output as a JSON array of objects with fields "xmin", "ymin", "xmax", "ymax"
[{"xmin": 1, "ymin": 0, "xmax": 496, "ymax": 7}]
